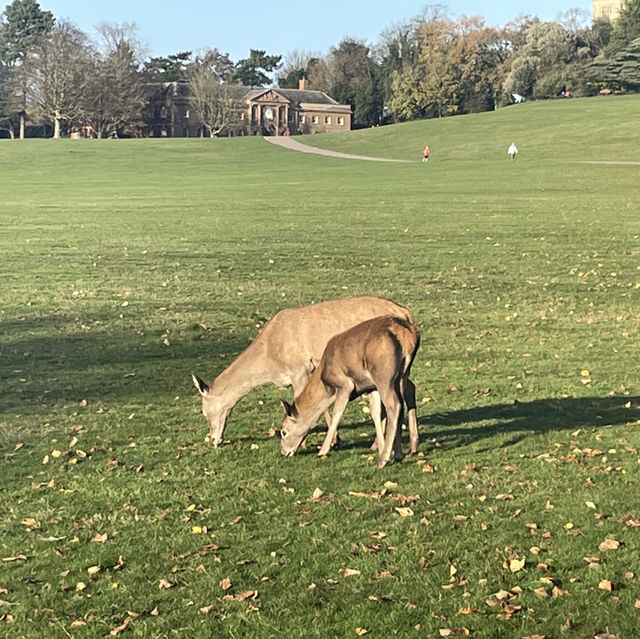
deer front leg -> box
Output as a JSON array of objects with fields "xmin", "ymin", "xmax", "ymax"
[
  {"xmin": 317, "ymin": 388, "xmax": 352, "ymax": 457},
  {"xmin": 292, "ymin": 369, "xmax": 341, "ymax": 449}
]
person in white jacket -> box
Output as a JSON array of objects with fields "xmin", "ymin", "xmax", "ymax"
[{"xmin": 508, "ymin": 142, "xmax": 518, "ymax": 160}]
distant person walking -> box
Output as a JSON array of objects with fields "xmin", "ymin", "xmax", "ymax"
[
  {"xmin": 422, "ymin": 145, "xmax": 431, "ymax": 163},
  {"xmin": 508, "ymin": 142, "xmax": 518, "ymax": 161}
]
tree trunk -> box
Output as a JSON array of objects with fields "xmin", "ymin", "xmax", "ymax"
[
  {"xmin": 53, "ymin": 117, "xmax": 61, "ymax": 139},
  {"xmin": 19, "ymin": 114, "xmax": 25, "ymax": 139}
]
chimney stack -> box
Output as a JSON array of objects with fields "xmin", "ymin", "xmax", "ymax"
[{"xmin": 298, "ymin": 77, "xmax": 308, "ymax": 91}]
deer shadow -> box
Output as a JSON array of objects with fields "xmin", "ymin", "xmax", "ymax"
[{"xmin": 271, "ymin": 396, "xmax": 640, "ymax": 456}]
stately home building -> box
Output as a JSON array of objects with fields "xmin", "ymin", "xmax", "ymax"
[
  {"xmin": 592, "ymin": 0, "xmax": 624, "ymax": 20},
  {"xmin": 146, "ymin": 78, "xmax": 351, "ymax": 137}
]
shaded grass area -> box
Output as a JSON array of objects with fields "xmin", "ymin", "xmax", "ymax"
[{"xmin": 1, "ymin": 98, "xmax": 640, "ymax": 637}]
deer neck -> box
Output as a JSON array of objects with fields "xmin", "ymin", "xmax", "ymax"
[
  {"xmin": 294, "ymin": 371, "xmax": 334, "ymax": 425},
  {"xmin": 209, "ymin": 342, "xmax": 274, "ymax": 410}
]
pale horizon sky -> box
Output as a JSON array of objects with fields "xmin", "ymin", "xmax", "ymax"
[{"xmin": 37, "ymin": 1, "xmax": 594, "ymax": 62}]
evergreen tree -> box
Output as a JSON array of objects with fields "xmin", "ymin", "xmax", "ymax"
[
  {"xmin": 607, "ymin": 0, "xmax": 640, "ymax": 54},
  {"xmin": 232, "ymin": 49, "xmax": 281, "ymax": 87},
  {"xmin": 0, "ymin": 0, "xmax": 53, "ymax": 64}
]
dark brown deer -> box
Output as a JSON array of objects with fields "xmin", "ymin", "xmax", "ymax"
[{"xmin": 280, "ymin": 315, "xmax": 420, "ymax": 468}]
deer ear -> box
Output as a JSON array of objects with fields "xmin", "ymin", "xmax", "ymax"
[
  {"xmin": 280, "ymin": 399, "xmax": 298, "ymax": 418},
  {"xmin": 192, "ymin": 374, "xmax": 209, "ymax": 396}
]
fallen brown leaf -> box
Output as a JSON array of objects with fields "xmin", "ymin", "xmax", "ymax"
[
  {"xmin": 439, "ymin": 628, "xmax": 470, "ymax": 637},
  {"xmin": 339, "ymin": 568, "xmax": 361, "ymax": 578},
  {"xmin": 222, "ymin": 590, "xmax": 258, "ymax": 603},
  {"xmin": 109, "ymin": 616, "xmax": 132, "ymax": 636},
  {"xmin": 598, "ymin": 579, "xmax": 613, "ymax": 592},
  {"xmin": 2, "ymin": 555, "xmax": 27, "ymax": 562},
  {"xmin": 598, "ymin": 538, "xmax": 621, "ymax": 551}
]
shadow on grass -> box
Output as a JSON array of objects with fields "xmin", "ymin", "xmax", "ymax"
[
  {"xmin": 421, "ymin": 397, "xmax": 640, "ymax": 448},
  {"xmin": 273, "ymin": 396, "xmax": 640, "ymax": 457},
  {"xmin": 0, "ymin": 312, "xmax": 252, "ymax": 414}
]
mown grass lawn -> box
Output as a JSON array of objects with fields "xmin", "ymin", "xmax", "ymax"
[{"xmin": 1, "ymin": 96, "xmax": 640, "ymax": 638}]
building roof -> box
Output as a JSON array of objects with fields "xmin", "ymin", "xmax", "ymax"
[{"xmin": 150, "ymin": 81, "xmax": 350, "ymax": 112}]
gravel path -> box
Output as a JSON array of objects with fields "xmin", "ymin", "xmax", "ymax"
[{"xmin": 264, "ymin": 135, "xmax": 412, "ymax": 163}]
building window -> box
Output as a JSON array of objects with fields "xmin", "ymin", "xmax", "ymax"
[
  {"xmin": 160, "ymin": 106, "xmax": 167, "ymax": 119},
  {"xmin": 325, "ymin": 116, "xmax": 332, "ymax": 125},
  {"xmin": 185, "ymin": 109, "xmax": 190, "ymax": 119},
  {"xmin": 300, "ymin": 115, "xmax": 306, "ymax": 123},
  {"xmin": 312, "ymin": 115, "xmax": 319, "ymax": 124},
  {"xmin": 288, "ymin": 113, "xmax": 294, "ymax": 123},
  {"xmin": 338, "ymin": 116, "xmax": 345, "ymax": 126},
  {"xmin": 240, "ymin": 112, "xmax": 245, "ymax": 120}
]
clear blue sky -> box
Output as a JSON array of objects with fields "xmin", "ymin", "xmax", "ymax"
[{"xmin": 38, "ymin": 1, "xmax": 593, "ymax": 61}]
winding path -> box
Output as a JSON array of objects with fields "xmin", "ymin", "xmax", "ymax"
[
  {"xmin": 264, "ymin": 135, "xmax": 412, "ymax": 163},
  {"xmin": 266, "ymin": 137, "xmax": 640, "ymax": 166}
]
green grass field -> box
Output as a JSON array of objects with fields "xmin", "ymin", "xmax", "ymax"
[{"xmin": 1, "ymin": 95, "xmax": 640, "ymax": 638}]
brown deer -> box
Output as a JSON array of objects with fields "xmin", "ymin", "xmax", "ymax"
[
  {"xmin": 280, "ymin": 315, "xmax": 420, "ymax": 468},
  {"xmin": 192, "ymin": 297, "xmax": 415, "ymax": 448}
]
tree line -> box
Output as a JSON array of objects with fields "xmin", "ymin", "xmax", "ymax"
[{"xmin": 1, "ymin": 0, "xmax": 639, "ymax": 139}]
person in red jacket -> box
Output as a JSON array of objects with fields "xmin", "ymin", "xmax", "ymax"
[{"xmin": 422, "ymin": 145, "xmax": 431, "ymax": 163}]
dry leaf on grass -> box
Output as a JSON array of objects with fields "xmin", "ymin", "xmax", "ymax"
[
  {"xmin": 507, "ymin": 557, "xmax": 525, "ymax": 573},
  {"xmin": 439, "ymin": 628, "xmax": 470, "ymax": 636},
  {"xmin": 598, "ymin": 538, "xmax": 621, "ymax": 551},
  {"xmin": 222, "ymin": 590, "xmax": 258, "ymax": 603},
  {"xmin": 339, "ymin": 568, "xmax": 361, "ymax": 578},
  {"xmin": 2, "ymin": 555, "xmax": 27, "ymax": 562},
  {"xmin": 109, "ymin": 616, "xmax": 132, "ymax": 636}
]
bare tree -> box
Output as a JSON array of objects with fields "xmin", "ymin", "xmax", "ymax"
[
  {"xmin": 27, "ymin": 20, "xmax": 91, "ymax": 137},
  {"xmin": 83, "ymin": 22, "xmax": 147, "ymax": 137},
  {"xmin": 186, "ymin": 49, "xmax": 244, "ymax": 137}
]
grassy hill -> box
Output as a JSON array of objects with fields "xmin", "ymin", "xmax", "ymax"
[
  {"xmin": 294, "ymin": 94, "xmax": 640, "ymax": 163},
  {"xmin": 1, "ymin": 96, "xmax": 639, "ymax": 638}
]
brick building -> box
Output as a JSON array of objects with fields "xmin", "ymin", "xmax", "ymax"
[{"xmin": 146, "ymin": 78, "xmax": 351, "ymax": 137}]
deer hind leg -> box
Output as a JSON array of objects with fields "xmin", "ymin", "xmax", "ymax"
[
  {"xmin": 367, "ymin": 391, "xmax": 387, "ymax": 453},
  {"xmin": 376, "ymin": 384, "xmax": 404, "ymax": 468},
  {"xmin": 317, "ymin": 386, "xmax": 352, "ymax": 457},
  {"xmin": 403, "ymin": 377, "xmax": 419, "ymax": 455}
]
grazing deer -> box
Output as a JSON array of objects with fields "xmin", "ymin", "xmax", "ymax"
[
  {"xmin": 280, "ymin": 315, "xmax": 420, "ymax": 468},
  {"xmin": 192, "ymin": 297, "xmax": 414, "ymax": 447}
]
